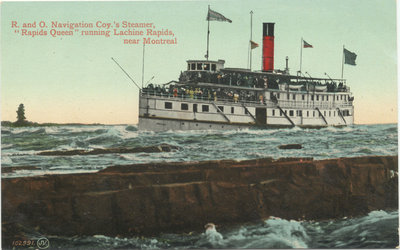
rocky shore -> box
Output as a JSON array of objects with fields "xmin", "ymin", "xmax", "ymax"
[{"xmin": 2, "ymin": 155, "xmax": 398, "ymax": 244}]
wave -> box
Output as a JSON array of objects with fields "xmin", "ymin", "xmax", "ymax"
[
  {"xmin": 2, "ymin": 123, "xmax": 397, "ymax": 177},
  {"xmin": 306, "ymin": 210, "xmax": 399, "ymax": 248},
  {"xmin": 354, "ymin": 147, "xmax": 374, "ymax": 154},
  {"xmin": 31, "ymin": 210, "xmax": 398, "ymax": 249},
  {"xmin": 1, "ymin": 129, "xmax": 12, "ymax": 135},
  {"xmin": 125, "ymin": 125, "xmax": 138, "ymax": 132},
  {"xmin": 13, "ymin": 127, "xmax": 46, "ymax": 136}
]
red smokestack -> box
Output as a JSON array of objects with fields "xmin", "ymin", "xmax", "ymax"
[{"xmin": 262, "ymin": 23, "xmax": 275, "ymax": 72}]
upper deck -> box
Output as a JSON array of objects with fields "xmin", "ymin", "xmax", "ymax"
[{"xmin": 178, "ymin": 59, "xmax": 350, "ymax": 94}]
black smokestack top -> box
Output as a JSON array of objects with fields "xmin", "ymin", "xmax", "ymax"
[{"xmin": 263, "ymin": 23, "xmax": 274, "ymax": 37}]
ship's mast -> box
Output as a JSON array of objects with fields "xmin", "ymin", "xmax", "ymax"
[
  {"xmin": 142, "ymin": 43, "xmax": 145, "ymax": 88},
  {"xmin": 205, "ymin": 5, "xmax": 210, "ymax": 60},
  {"xmin": 249, "ymin": 10, "xmax": 253, "ymax": 71}
]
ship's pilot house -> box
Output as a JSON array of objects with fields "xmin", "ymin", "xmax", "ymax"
[{"xmin": 186, "ymin": 60, "xmax": 225, "ymax": 72}]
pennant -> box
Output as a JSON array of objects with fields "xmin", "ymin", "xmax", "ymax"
[
  {"xmin": 207, "ymin": 8, "xmax": 232, "ymax": 23},
  {"xmin": 303, "ymin": 40, "xmax": 313, "ymax": 48},
  {"xmin": 344, "ymin": 48, "xmax": 357, "ymax": 65},
  {"xmin": 250, "ymin": 40, "xmax": 259, "ymax": 49}
]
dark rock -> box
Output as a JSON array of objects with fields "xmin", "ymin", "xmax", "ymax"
[
  {"xmin": 2, "ymin": 155, "xmax": 398, "ymax": 241},
  {"xmin": 2, "ymin": 166, "xmax": 41, "ymax": 173},
  {"xmin": 276, "ymin": 157, "xmax": 313, "ymax": 162},
  {"xmin": 37, "ymin": 143, "xmax": 180, "ymax": 156},
  {"xmin": 278, "ymin": 144, "xmax": 303, "ymax": 149}
]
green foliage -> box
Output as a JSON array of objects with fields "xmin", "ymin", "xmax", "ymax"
[
  {"xmin": 12, "ymin": 103, "xmax": 31, "ymax": 127},
  {"xmin": 16, "ymin": 104, "xmax": 26, "ymax": 123}
]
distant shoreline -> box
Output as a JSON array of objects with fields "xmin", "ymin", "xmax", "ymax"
[{"xmin": 1, "ymin": 121, "xmax": 134, "ymax": 127}]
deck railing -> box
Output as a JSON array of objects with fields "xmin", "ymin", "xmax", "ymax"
[{"xmin": 140, "ymin": 91, "xmax": 353, "ymax": 109}]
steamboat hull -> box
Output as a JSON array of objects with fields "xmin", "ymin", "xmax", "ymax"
[{"xmin": 138, "ymin": 92, "xmax": 354, "ymax": 132}]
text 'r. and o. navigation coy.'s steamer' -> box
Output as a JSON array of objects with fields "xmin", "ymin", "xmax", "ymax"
[{"xmin": 138, "ymin": 22, "xmax": 354, "ymax": 131}]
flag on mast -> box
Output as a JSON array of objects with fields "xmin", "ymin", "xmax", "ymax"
[
  {"xmin": 303, "ymin": 40, "xmax": 313, "ymax": 48},
  {"xmin": 207, "ymin": 8, "xmax": 232, "ymax": 23},
  {"xmin": 250, "ymin": 40, "xmax": 259, "ymax": 49},
  {"xmin": 343, "ymin": 48, "xmax": 357, "ymax": 65}
]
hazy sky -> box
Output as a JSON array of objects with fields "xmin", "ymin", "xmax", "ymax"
[{"xmin": 1, "ymin": 0, "xmax": 397, "ymax": 124}]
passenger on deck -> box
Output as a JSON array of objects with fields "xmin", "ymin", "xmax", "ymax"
[
  {"xmin": 263, "ymin": 77, "xmax": 268, "ymax": 89},
  {"xmin": 217, "ymin": 74, "xmax": 222, "ymax": 84},
  {"xmin": 259, "ymin": 94, "xmax": 264, "ymax": 104},
  {"xmin": 233, "ymin": 93, "xmax": 239, "ymax": 103}
]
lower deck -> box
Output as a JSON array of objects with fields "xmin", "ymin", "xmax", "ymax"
[{"xmin": 138, "ymin": 95, "xmax": 354, "ymax": 131}]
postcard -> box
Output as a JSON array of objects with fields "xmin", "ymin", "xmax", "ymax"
[{"xmin": 1, "ymin": 1, "xmax": 398, "ymax": 249}]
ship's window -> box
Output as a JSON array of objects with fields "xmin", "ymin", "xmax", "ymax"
[
  {"xmin": 341, "ymin": 95, "xmax": 343, "ymax": 100},
  {"xmin": 272, "ymin": 109, "xmax": 275, "ymax": 116},
  {"xmin": 277, "ymin": 93, "xmax": 280, "ymax": 99},
  {"xmin": 322, "ymin": 95, "xmax": 324, "ymax": 101},
  {"xmin": 193, "ymin": 104, "xmax": 198, "ymax": 112},
  {"xmin": 289, "ymin": 110, "xmax": 294, "ymax": 116},
  {"xmin": 231, "ymin": 107, "xmax": 234, "ymax": 114},
  {"xmin": 204, "ymin": 63, "xmax": 210, "ymax": 71},
  {"xmin": 181, "ymin": 122, "xmax": 185, "ymax": 125},
  {"xmin": 202, "ymin": 105, "xmax": 209, "ymax": 112},
  {"xmin": 164, "ymin": 102, "xmax": 172, "ymax": 109},
  {"xmin": 307, "ymin": 111, "xmax": 309, "ymax": 117},
  {"xmin": 211, "ymin": 64, "xmax": 217, "ymax": 71},
  {"xmin": 311, "ymin": 95, "xmax": 314, "ymax": 101},
  {"xmin": 187, "ymin": 63, "xmax": 190, "ymax": 71},
  {"xmin": 316, "ymin": 95, "xmax": 319, "ymax": 101},
  {"xmin": 292, "ymin": 94, "xmax": 295, "ymax": 100},
  {"xmin": 191, "ymin": 63, "xmax": 196, "ymax": 70},
  {"xmin": 181, "ymin": 103, "xmax": 189, "ymax": 110},
  {"xmin": 197, "ymin": 63, "xmax": 202, "ymax": 70},
  {"xmin": 334, "ymin": 111, "xmax": 336, "ymax": 116},
  {"xmin": 302, "ymin": 95, "xmax": 305, "ymax": 100},
  {"xmin": 297, "ymin": 110, "xmax": 302, "ymax": 117},
  {"xmin": 218, "ymin": 106, "xmax": 224, "ymax": 112},
  {"xmin": 313, "ymin": 111, "xmax": 315, "ymax": 117},
  {"xmin": 327, "ymin": 95, "xmax": 329, "ymax": 101},
  {"xmin": 337, "ymin": 96, "xmax": 339, "ymax": 101},
  {"xmin": 280, "ymin": 110, "xmax": 283, "ymax": 116},
  {"xmin": 287, "ymin": 94, "xmax": 290, "ymax": 100},
  {"xmin": 324, "ymin": 111, "xmax": 326, "ymax": 116},
  {"xmin": 329, "ymin": 111, "xmax": 331, "ymax": 116}
]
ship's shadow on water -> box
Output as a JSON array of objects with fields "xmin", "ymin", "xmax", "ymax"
[{"xmin": 47, "ymin": 210, "xmax": 398, "ymax": 249}]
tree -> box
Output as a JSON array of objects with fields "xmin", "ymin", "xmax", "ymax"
[{"xmin": 16, "ymin": 103, "xmax": 26, "ymax": 123}]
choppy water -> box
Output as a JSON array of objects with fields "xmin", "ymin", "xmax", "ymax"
[
  {"xmin": 48, "ymin": 210, "xmax": 398, "ymax": 249},
  {"xmin": 1, "ymin": 123, "xmax": 398, "ymax": 248},
  {"xmin": 1, "ymin": 123, "xmax": 397, "ymax": 178}
]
